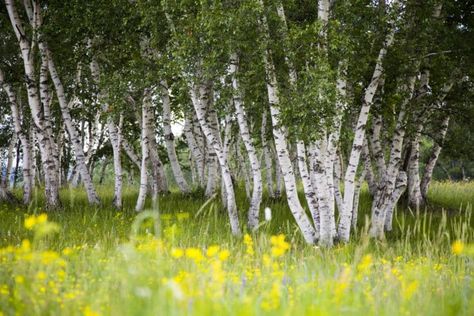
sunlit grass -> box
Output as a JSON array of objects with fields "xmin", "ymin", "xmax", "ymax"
[{"xmin": 0, "ymin": 182, "xmax": 473, "ymax": 315}]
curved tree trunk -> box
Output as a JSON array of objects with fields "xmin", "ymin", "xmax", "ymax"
[
  {"xmin": 160, "ymin": 81, "xmax": 190, "ymax": 193},
  {"xmin": 190, "ymin": 81, "xmax": 241, "ymax": 237},
  {"xmin": 230, "ymin": 53, "xmax": 263, "ymax": 229},
  {"xmin": 258, "ymin": 0, "xmax": 316, "ymax": 244}
]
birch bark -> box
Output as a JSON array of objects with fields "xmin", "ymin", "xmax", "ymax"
[
  {"xmin": 160, "ymin": 81, "xmax": 190, "ymax": 193},
  {"xmin": 190, "ymin": 82, "xmax": 241, "ymax": 236},
  {"xmin": 230, "ymin": 53, "xmax": 263, "ymax": 229},
  {"xmin": 337, "ymin": 9, "xmax": 398, "ymax": 242}
]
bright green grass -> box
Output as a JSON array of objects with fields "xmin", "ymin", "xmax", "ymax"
[{"xmin": 0, "ymin": 182, "xmax": 473, "ymax": 316}]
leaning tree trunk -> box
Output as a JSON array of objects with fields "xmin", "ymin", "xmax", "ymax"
[
  {"xmin": 160, "ymin": 81, "xmax": 190, "ymax": 193},
  {"xmin": 43, "ymin": 45, "xmax": 99, "ymax": 204},
  {"xmin": 420, "ymin": 116, "xmax": 450, "ymax": 199},
  {"xmin": 190, "ymin": 80, "xmax": 241, "ymax": 237},
  {"xmin": 230, "ymin": 53, "xmax": 263, "ymax": 229},
  {"xmin": 337, "ymin": 14, "xmax": 397, "ymax": 242},
  {"xmin": 258, "ymin": 0, "xmax": 316, "ymax": 244}
]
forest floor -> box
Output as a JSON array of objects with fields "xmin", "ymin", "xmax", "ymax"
[{"xmin": 0, "ymin": 181, "xmax": 473, "ymax": 315}]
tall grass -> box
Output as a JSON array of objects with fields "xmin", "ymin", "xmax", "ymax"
[{"xmin": 0, "ymin": 182, "xmax": 473, "ymax": 315}]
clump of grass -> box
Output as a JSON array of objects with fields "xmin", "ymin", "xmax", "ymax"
[{"xmin": 0, "ymin": 182, "xmax": 473, "ymax": 315}]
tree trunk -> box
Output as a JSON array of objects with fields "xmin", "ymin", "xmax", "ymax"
[
  {"xmin": 230, "ymin": 53, "xmax": 263, "ymax": 229},
  {"xmin": 421, "ymin": 116, "xmax": 450, "ymax": 199},
  {"xmin": 43, "ymin": 45, "xmax": 99, "ymax": 204},
  {"xmin": 261, "ymin": 109, "xmax": 275, "ymax": 198},
  {"xmin": 5, "ymin": 0, "xmax": 60, "ymax": 208},
  {"xmin": 160, "ymin": 81, "xmax": 190, "ymax": 193},
  {"xmin": 337, "ymin": 14, "xmax": 397, "ymax": 242},
  {"xmin": 258, "ymin": 0, "xmax": 317, "ymax": 244},
  {"xmin": 190, "ymin": 81, "xmax": 241, "ymax": 237},
  {"xmin": 135, "ymin": 89, "xmax": 152, "ymax": 211}
]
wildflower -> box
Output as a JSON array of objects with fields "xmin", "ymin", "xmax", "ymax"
[
  {"xmin": 83, "ymin": 306, "xmax": 100, "ymax": 316},
  {"xmin": 206, "ymin": 245, "xmax": 220, "ymax": 257},
  {"xmin": 62, "ymin": 247, "xmax": 73, "ymax": 256},
  {"xmin": 171, "ymin": 248, "xmax": 184, "ymax": 259},
  {"xmin": 244, "ymin": 234, "xmax": 254, "ymax": 256},
  {"xmin": 357, "ymin": 254, "xmax": 373, "ymax": 275},
  {"xmin": 218, "ymin": 249, "xmax": 230, "ymax": 261},
  {"xmin": 0, "ymin": 284, "xmax": 9, "ymax": 296},
  {"xmin": 261, "ymin": 282, "xmax": 281, "ymax": 311},
  {"xmin": 452, "ymin": 240, "xmax": 464, "ymax": 255},
  {"xmin": 185, "ymin": 247, "xmax": 204, "ymax": 262},
  {"xmin": 36, "ymin": 271, "xmax": 47, "ymax": 281},
  {"xmin": 14, "ymin": 275, "xmax": 24, "ymax": 284},
  {"xmin": 402, "ymin": 280, "xmax": 419, "ymax": 300},
  {"xmin": 270, "ymin": 234, "xmax": 290, "ymax": 257},
  {"xmin": 24, "ymin": 215, "xmax": 37, "ymax": 230}
]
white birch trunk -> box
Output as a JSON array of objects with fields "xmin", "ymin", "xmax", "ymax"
[
  {"xmin": 421, "ymin": 116, "xmax": 450, "ymax": 199},
  {"xmin": 337, "ymin": 14, "xmax": 397, "ymax": 242},
  {"xmin": 160, "ymin": 81, "xmax": 190, "ymax": 193},
  {"xmin": 261, "ymin": 109, "xmax": 275, "ymax": 198},
  {"xmin": 296, "ymin": 141, "xmax": 320, "ymax": 237},
  {"xmin": 5, "ymin": 0, "xmax": 60, "ymax": 208},
  {"xmin": 407, "ymin": 126, "xmax": 423, "ymax": 209},
  {"xmin": 183, "ymin": 116, "xmax": 205, "ymax": 187},
  {"xmin": 136, "ymin": 89, "xmax": 152, "ymax": 211},
  {"xmin": 370, "ymin": 76, "xmax": 414, "ymax": 238},
  {"xmin": 258, "ymin": 0, "xmax": 316, "ymax": 243},
  {"xmin": 190, "ymin": 82, "xmax": 241, "ymax": 236},
  {"xmin": 43, "ymin": 45, "xmax": 99, "ymax": 204},
  {"xmin": 0, "ymin": 69, "xmax": 33, "ymax": 203},
  {"xmin": 230, "ymin": 53, "xmax": 263, "ymax": 229}
]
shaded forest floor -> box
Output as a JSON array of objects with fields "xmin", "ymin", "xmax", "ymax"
[{"xmin": 0, "ymin": 181, "xmax": 473, "ymax": 315}]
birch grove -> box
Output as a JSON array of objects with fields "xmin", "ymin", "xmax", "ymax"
[{"xmin": 0, "ymin": 0, "xmax": 472, "ymax": 247}]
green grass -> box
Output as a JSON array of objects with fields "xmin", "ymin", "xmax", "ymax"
[{"xmin": 0, "ymin": 182, "xmax": 473, "ymax": 316}]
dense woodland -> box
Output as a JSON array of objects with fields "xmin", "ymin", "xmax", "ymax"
[{"xmin": 0, "ymin": 0, "xmax": 473, "ymax": 247}]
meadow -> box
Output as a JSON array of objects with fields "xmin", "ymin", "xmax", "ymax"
[{"xmin": 0, "ymin": 181, "xmax": 473, "ymax": 316}]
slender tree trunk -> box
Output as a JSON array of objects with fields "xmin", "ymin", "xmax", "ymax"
[
  {"xmin": 296, "ymin": 141, "xmax": 320, "ymax": 237},
  {"xmin": 407, "ymin": 126, "xmax": 424, "ymax": 209},
  {"xmin": 183, "ymin": 116, "xmax": 205, "ymax": 187},
  {"xmin": 258, "ymin": 0, "xmax": 317, "ymax": 244},
  {"xmin": 2, "ymin": 134, "xmax": 16, "ymax": 188},
  {"xmin": 337, "ymin": 13, "xmax": 398, "ymax": 242},
  {"xmin": 261, "ymin": 109, "xmax": 275, "ymax": 198},
  {"xmin": 136, "ymin": 89, "xmax": 152, "ymax": 211},
  {"xmin": 43, "ymin": 45, "xmax": 99, "ymax": 204},
  {"xmin": 230, "ymin": 53, "xmax": 263, "ymax": 229},
  {"xmin": 160, "ymin": 81, "xmax": 190, "ymax": 193},
  {"xmin": 190, "ymin": 81, "xmax": 241, "ymax": 236}
]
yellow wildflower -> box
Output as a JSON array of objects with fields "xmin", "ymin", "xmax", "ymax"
[
  {"xmin": 206, "ymin": 245, "xmax": 220, "ymax": 257},
  {"xmin": 270, "ymin": 234, "xmax": 290, "ymax": 257},
  {"xmin": 244, "ymin": 234, "xmax": 254, "ymax": 256},
  {"xmin": 24, "ymin": 215, "xmax": 37, "ymax": 230},
  {"xmin": 185, "ymin": 247, "xmax": 204, "ymax": 262},
  {"xmin": 171, "ymin": 248, "xmax": 184, "ymax": 259},
  {"xmin": 452, "ymin": 240, "xmax": 464, "ymax": 255},
  {"xmin": 402, "ymin": 280, "xmax": 419, "ymax": 300},
  {"xmin": 218, "ymin": 249, "xmax": 230, "ymax": 261},
  {"xmin": 83, "ymin": 306, "xmax": 100, "ymax": 316},
  {"xmin": 36, "ymin": 271, "xmax": 47, "ymax": 281}
]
